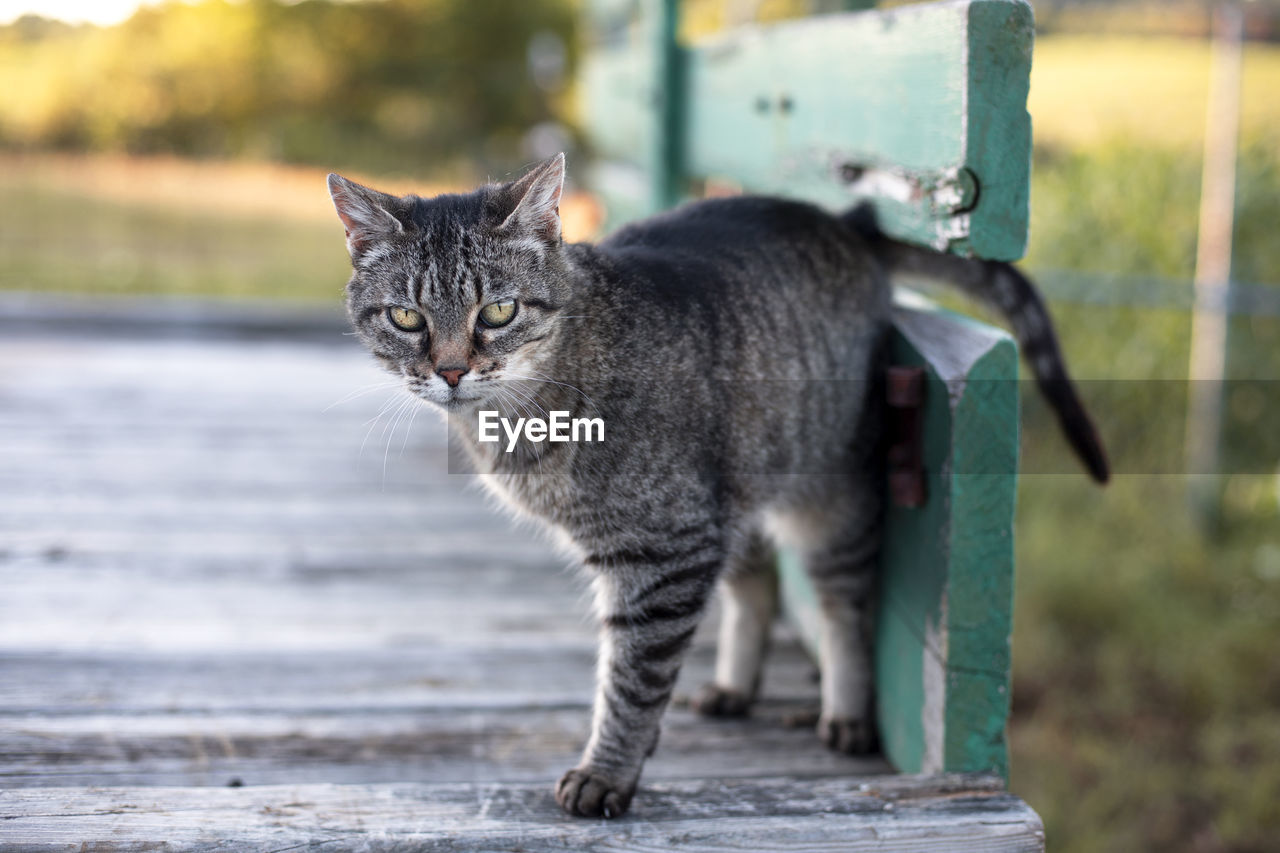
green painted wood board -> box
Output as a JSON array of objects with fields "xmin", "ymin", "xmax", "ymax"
[
  {"xmin": 777, "ymin": 291, "xmax": 1019, "ymax": 779},
  {"xmin": 581, "ymin": 0, "xmax": 1033, "ymax": 259},
  {"xmin": 581, "ymin": 0, "xmax": 680, "ymax": 220}
]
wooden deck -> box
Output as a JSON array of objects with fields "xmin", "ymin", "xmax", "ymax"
[{"xmin": 0, "ymin": 297, "xmax": 1043, "ymax": 850}]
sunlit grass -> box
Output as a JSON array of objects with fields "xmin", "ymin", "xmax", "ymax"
[
  {"xmin": 1030, "ymin": 35, "xmax": 1280, "ymax": 153},
  {"xmin": 0, "ymin": 153, "xmax": 372, "ymax": 223},
  {"xmin": 1011, "ymin": 473, "xmax": 1280, "ymax": 853},
  {"xmin": 0, "ymin": 153, "xmax": 602, "ymax": 302},
  {"xmin": 0, "ymin": 155, "xmax": 350, "ymax": 302}
]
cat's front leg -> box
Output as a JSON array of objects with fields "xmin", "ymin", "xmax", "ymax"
[{"xmin": 556, "ymin": 557, "xmax": 717, "ymax": 818}]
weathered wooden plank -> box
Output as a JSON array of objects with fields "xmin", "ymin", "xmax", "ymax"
[
  {"xmin": 0, "ymin": 775, "xmax": 1043, "ymax": 852},
  {"xmin": 0, "ymin": 640, "xmax": 824, "ymax": 716},
  {"xmin": 962, "ymin": 0, "xmax": 1034, "ymax": 260},
  {"xmin": 0, "ymin": 331, "xmax": 594, "ymax": 654},
  {"xmin": 0, "ymin": 534, "xmax": 549, "ymax": 570},
  {"xmin": 0, "ymin": 292, "xmax": 348, "ymax": 342},
  {"xmin": 0, "ymin": 703, "xmax": 889, "ymax": 789},
  {"xmin": 0, "ymin": 648, "xmax": 596, "ymax": 715},
  {"xmin": 0, "ymin": 566, "xmax": 594, "ymax": 654},
  {"xmin": 0, "ymin": 493, "xmax": 482, "ymax": 528},
  {"xmin": 582, "ymin": 0, "xmax": 1034, "ymax": 259}
]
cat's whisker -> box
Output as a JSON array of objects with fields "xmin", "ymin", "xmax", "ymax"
[
  {"xmin": 503, "ymin": 380, "xmax": 549, "ymax": 419},
  {"xmin": 399, "ymin": 399, "xmax": 422, "ymax": 456},
  {"xmin": 487, "ymin": 385, "xmax": 508, "ymax": 415},
  {"xmin": 362, "ymin": 391, "xmax": 407, "ymax": 426},
  {"xmin": 491, "ymin": 387, "xmax": 539, "ymax": 469},
  {"xmin": 369, "ymin": 398, "xmax": 403, "ymax": 459},
  {"xmin": 381, "ymin": 395, "xmax": 417, "ymax": 485},
  {"xmin": 336, "ymin": 379, "xmax": 402, "ymax": 398},
  {"xmin": 500, "ymin": 386, "xmax": 535, "ymax": 424},
  {"xmin": 495, "ymin": 385, "xmax": 549, "ymax": 478},
  {"xmin": 503, "ymin": 371, "xmax": 597, "ymax": 410},
  {"xmin": 488, "ymin": 386, "xmax": 513, "ymax": 423},
  {"xmin": 324, "ymin": 380, "xmax": 404, "ymax": 412},
  {"xmin": 518, "ymin": 386, "xmax": 548, "ymax": 422},
  {"xmin": 492, "ymin": 387, "xmax": 545, "ymax": 471},
  {"xmin": 359, "ymin": 392, "xmax": 407, "ymax": 456}
]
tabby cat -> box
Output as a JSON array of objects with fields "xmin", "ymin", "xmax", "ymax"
[{"xmin": 327, "ymin": 154, "xmax": 1107, "ymax": 818}]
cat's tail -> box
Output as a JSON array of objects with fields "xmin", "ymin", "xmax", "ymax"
[{"xmin": 845, "ymin": 204, "xmax": 1109, "ymax": 484}]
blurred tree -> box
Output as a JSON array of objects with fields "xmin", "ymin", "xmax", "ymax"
[{"xmin": 0, "ymin": 0, "xmax": 576, "ymax": 178}]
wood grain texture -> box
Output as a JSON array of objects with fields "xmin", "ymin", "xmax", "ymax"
[
  {"xmin": 581, "ymin": 0, "xmax": 1035, "ymax": 259},
  {"xmin": 882, "ymin": 292, "xmax": 1018, "ymax": 779},
  {"xmin": 0, "ymin": 775, "xmax": 1043, "ymax": 852},
  {"xmin": 963, "ymin": 0, "xmax": 1034, "ymax": 259},
  {"xmin": 2, "ymin": 705, "xmax": 890, "ymax": 790},
  {"xmin": 941, "ymin": 312, "xmax": 1019, "ymax": 777}
]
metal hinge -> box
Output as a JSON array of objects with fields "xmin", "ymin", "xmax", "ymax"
[{"xmin": 887, "ymin": 366, "xmax": 927, "ymax": 508}]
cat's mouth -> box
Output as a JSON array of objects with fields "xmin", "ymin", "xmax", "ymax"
[
  {"xmin": 409, "ymin": 383, "xmax": 484, "ymax": 410},
  {"xmin": 440, "ymin": 391, "xmax": 482, "ymax": 409}
]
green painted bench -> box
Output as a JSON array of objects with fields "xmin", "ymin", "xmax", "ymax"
[{"xmin": 581, "ymin": 0, "xmax": 1029, "ymax": 798}]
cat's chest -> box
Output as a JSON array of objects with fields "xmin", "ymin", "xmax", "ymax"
[
  {"xmin": 475, "ymin": 468, "xmax": 588, "ymax": 551},
  {"xmin": 465, "ymin": 435, "xmax": 580, "ymax": 516}
]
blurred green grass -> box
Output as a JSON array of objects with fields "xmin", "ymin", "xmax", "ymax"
[
  {"xmin": 0, "ymin": 154, "xmax": 600, "ymax": 303},
  {"xmin": 1029, "ymin": 35, "xmax": 1280, "ymax": 155},
  {"xmin": 0, "ymin": 161, "xmax": 349, "ymax": 302},
  {"xmin": 1012, "ymin": 471, "xmax": 1280, "ymax": 853}
]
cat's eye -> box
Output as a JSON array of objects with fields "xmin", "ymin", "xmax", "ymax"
[
  {"xmin": 478, "ymin": 300, "xmax": 517, "ymax": 328},
  {"xmin": 387, "ymin": 306, "xmax": 426, "ymax": 332}
]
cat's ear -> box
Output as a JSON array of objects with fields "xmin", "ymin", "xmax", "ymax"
[
  {"xmin": 327, "ymin": 174, "xmax": 405, "ymax": 257},
  {"xmin": 497, "ymin": 153, "xmax": 565, "ymax": 247}
]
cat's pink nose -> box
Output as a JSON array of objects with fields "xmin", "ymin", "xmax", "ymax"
[{"xmin": 437, "ymin": 366, "xmax": 468, "ymax": 387}]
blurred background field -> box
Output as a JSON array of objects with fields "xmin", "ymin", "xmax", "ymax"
[{"xmin": 0, "ymin": 1, "xmax": 1278, "ymax": 851}]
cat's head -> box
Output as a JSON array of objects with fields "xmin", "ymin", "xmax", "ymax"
[{"xmin": 328, "ymin": 154, "xmax": 570, "ymax": 411}]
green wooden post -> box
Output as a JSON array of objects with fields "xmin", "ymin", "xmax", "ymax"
[
  {"xmin": 878, "ymin": 293, "xmax": 1019, "ymax": 778},
  {"xmin": 650, "ymin": 0, "xmax": 685, "ymax": 210}
]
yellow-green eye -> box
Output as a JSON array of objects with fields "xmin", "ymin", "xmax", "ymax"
[
  {"xmin": 478, "ymin": 300, "xmax": 517, "ymax": 328},
  {"xmin": 388, "ymin": 306, "xmax": 425, "ymax": 332}
]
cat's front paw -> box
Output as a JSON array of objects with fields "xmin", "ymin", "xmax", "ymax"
[
  {"xmin": 555, "ymin": 766, "xmax": 636, "ymax": 818},
  {"xmin": 817, "ymin": 714, "xmax": 878, "ymax": 754},
  {"xmin": 690, "ymin": 682, "xmax": 752, "ymax": 717}
]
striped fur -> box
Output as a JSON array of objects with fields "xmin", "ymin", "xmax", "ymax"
[{"xmin": 328, "ymin": 156, "xmax": 1105, "ymax": 818}]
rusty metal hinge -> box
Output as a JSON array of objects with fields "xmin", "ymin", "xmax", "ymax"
[{"xmin": 887, "ymin": 366, "xmax": 926, "ymax": 508}]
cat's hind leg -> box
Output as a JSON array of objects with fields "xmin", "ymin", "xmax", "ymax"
[
  {"xmin": 809, "ymin": 498, "xmax": 880, "ymax": 753},
  {"xmin": 768, "ymin": 479, "xmax": 882, "ymax": 755},
  {"xmin": 691, "ymin": 530, "xmax": 778, "ymax": 718}
]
